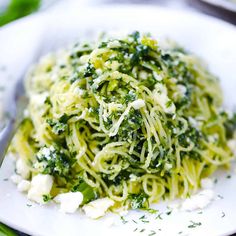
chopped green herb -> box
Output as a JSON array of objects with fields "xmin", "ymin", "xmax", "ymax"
[
  {"xmin": 132, "ymin": 219, "xmax": 137, "ymax": 224},
  {"xmin": 188, "ymin": 221, "xmax": 202, "ymax": 228},
  {"xmin": 148, "ymin": 230, "xmax": 156, "ymax": 236},
  {"xmin": 139, "ymin": 215, "xmax": 146, "ymax": 220},
  {"xmin": 146, "ymin": 208, "xmax": 158, "ymax": 214},
  {"xmin": 224, "ymin": 113, "xmax": 236, "ymax": 139},
  {"xmin": 84, "ymin": 62, "xmax": 95, "ymax": 77},
  {"xmin": 221, "ymin": 212, "xmax": 225, "ymax": 218},
  {"xmin": 155, "ymin": 213, "xmax": 163, "ymax": 220},
  {"xmin": 166, "ymin": 210, "xmax": 172, "ymax": 215},
  {"xmin": 129, "ymin": 192, "xmax": 149, "ymax": 210},
  {"xmin": 46, "ymin": 114, "xmax": 70, "ymax": 135},
  {"xmin": 71, "ymin": 177, "xmax": 97, "ymax": 204},
  {"xmin": 43, "ymin": 194, "xmax": 52, "ymax": 202},
  {"xmin": 141, "ymin": 219, "xmax": 149, "ymax": 223},
  {"xmin": 36, "ymin": 146, "xmax": 75, "ymax": 178},
  {"xmin": 120, "ymin": 216, "xmax": 128, "ymax": 224}
]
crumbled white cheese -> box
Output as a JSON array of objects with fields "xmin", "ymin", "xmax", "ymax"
[
  {"xmin": 79, "ymin": 55, "xmax": 90, "ymax": 64},
  {"xmin": 30, "ymin": 92, "xmax": 49, "ymax": 107},
  {"xmin": 153, "ymin": 72, "xmax": 162, "ymax": 81},
  {"xmin": 74, "ymin": 87, "xmax": 84, "ymax": 96},
  {"xmin": 177, "ymin": 84, "xmax": 187, "ymax": 96},
  {"xmin": 107, "ymin": 103, "xmax": 123, "ymax": 114},
  {"xmin": 228, "ymin": 139, "xmax": 236, "ymax": 156},
  {"xmin": 139, "ymin": 71, "xmax": 148, "ymax": 80},
  {"xmin": 131, "ymin": 99, "xmax": 145, "ymax": 110},
  {"xmin": 201, "ymin": 178, "xmax": 214, "ymax": 189},
  {"xmin": 10, "ymin": 174, "xmax": 23, "ymax": 184},
  {"xmin": 16, "ymin": 159, "xmax": 30, "ymax": 179},
  {"xmin": 33, "ymin": 161, "xmax": 47, "ymax": 172},
  {"xmin": 153, "ymin": 83, "xmax": 176, "ymax": 114},
  {"xmin": 92, "ymin": 77, "xmax": 102, "ymax": 90},
  {"xmin": 27, "ymin": 174, "xmax": 53, "ymax": 204},
  {"xmin": 37, "ymin": 146, "xmax": 56, "ymax": 162},
  {"xmin": 104, "ymin": 60, "xmax": 120, "ymax": 71},
  {"xmin": 96, "ymin": 69, "xmax": 102, "ymax": 75},
  {"xmin": 39, "ymin": 147, "xmax": 51, "ymax": 160},
  {"xmin": 23, "ymin": 109, "xmax": 29, "ymax": 117},
  {"xmin": 181, "ymin": 189, "xmax": 214, "ymax": 211},
  {"xmin": 129, "ymin": 174, "xmax": 138, "ymax": 182},
  {"xmin": 54, "ymin": 192, "xmax": 83, "ymax": 213},
  {"xmin": 83, "ymin": 198, "xmax": 114, "ymax": 219},
  {"xmin": 107, "ymin": 40, "xmax": 121, "ymax": 48},
  {"xmin": 164, "ymin": 163, "xmax": 172, "ymax": 170},
  {"xmin": 170, "ymin": 77, "xmax": 177, "ymax": 84},
  {"xmin": 17, "ymin": 180, "xmax": 31, "ymax": 192},
  {"xmin": 188, "ymin": 117, "xmax": 200, "ymax": 129},
  {"xmin": 208, "ymin": 134, "xmax": 219, "ymax": 143}
]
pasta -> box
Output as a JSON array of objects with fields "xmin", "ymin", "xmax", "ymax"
[{"xmin": 11, "ymin": 32, "xmax": 236, "ymax": 214}]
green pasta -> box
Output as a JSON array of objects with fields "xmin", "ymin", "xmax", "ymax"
[{"xmin": 11, "ymin": 32, "xmax": 236, "ymax": 215}]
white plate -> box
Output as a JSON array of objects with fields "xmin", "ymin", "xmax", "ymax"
[
  {"xmin": 200, "ymin": 0, "xmax": 236, "ymax": 12},
  {"xmin": 1, "ymin": 4, "xmax": 236, "ymax": 236}
]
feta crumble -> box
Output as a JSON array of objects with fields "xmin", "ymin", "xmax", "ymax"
[
  {"xmin": 181, "ymin": 189, "xmax": 214, "ymax": 211},
  {"xmin": 177, "ymin": 84, "xmax": 187, "ymax": 96},
  {"xmin": 83, "ymin": 198, "xmax": 114, "ymax": 219},
  {"xmin": 16, "ymin": 159, "xmax": 30, "ymax": 179},
  {"xmin": 54, "ymin": 192, "xmax": 83, "ymax": 213},
  {"xmin": 107, "ymin": 40, "xmax": 121, "ymax": 48},
  {"xmin": 17, "ymin": 180, "xmax": 31, "ymax": 192},
  {"xmin": 188, "ymin": 117, "xmax": 201, "ymax": 129},
  {"xmin": 153, "ymin": 83, "xmax": 176, "ymax": 114},
  {"xmin": 139, "ymin": 70, "xmax": 148, "ymax": 80},
  {"xmin": 10, "ymin": 174, "xmax": 23, "ymax": 184},
  {"xmin": 27, "ymin": 174, "xmax": 53, "ymax": 204},
  {"xmin": 129, "ymin": 174, "xmax": 138, "ymax": 182},
  {"xmin": 131, "ymin": 99, "xmax": 145, "ymax": 110},
  {"xmin": 30, "ymin": 92, "xmax": 49, "ymax": 107},
  {"xmin": 153, "ymin": 72, "xmax": 162, "ymax": 81},
  {"xmin": 79, "ymin": 55, "xmax": 90, "ymax": 64}
]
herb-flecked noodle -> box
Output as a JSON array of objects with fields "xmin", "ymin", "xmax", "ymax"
[{"xmin": 11, "ymin": 32, "xmax": 236, "ymax": 214}]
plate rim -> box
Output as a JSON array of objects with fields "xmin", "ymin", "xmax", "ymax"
[{"xmin": 1, "ymin": 4, "xmax": 236, "ymax": 236}]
